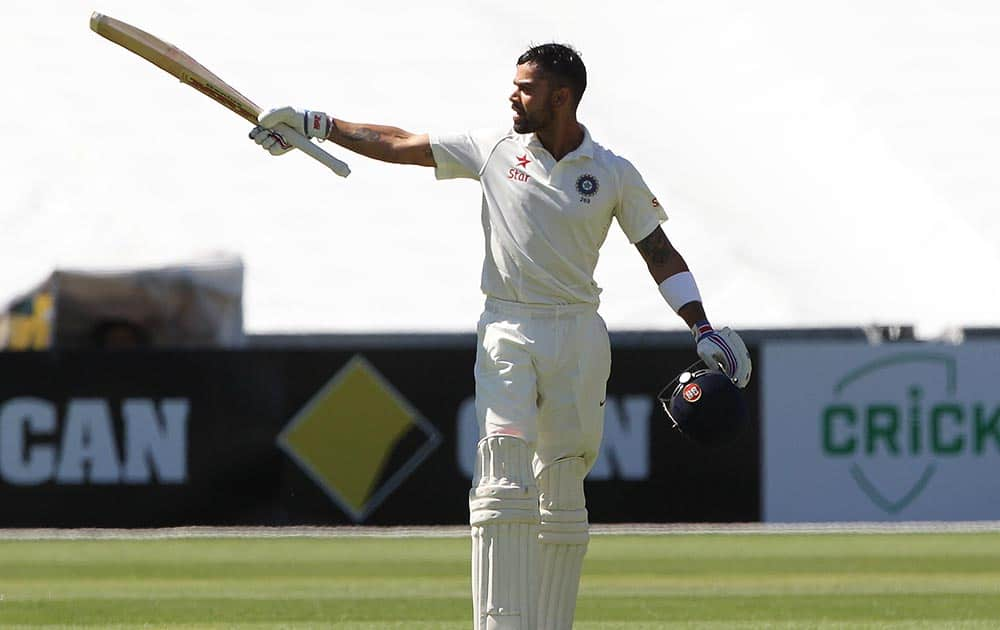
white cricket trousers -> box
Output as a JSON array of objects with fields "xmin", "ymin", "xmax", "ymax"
[{"xmin": 474, "ymin": 297, "xmax": 611, "ymax": 474}]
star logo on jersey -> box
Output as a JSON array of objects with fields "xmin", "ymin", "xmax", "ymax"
[
  {"xmin": 576, "ymin": 174, "xmax": 599, "ymax": 197},
  {"xmin": 515, "ymin": 155, "xmax": 531, "ymax": 168}
]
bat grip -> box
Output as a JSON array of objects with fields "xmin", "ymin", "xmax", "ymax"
[{"xmin": 274, "ymin": 123, "xmax": 351, "ymax": 177}]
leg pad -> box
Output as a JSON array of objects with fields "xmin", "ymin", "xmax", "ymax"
[
  {"xmin": 537, "ymin": 457, "xmax": 589, "ymax": 630},
  {"xmin": 470, "ymin": 436, "xmax": 539, "ymax": 630}
]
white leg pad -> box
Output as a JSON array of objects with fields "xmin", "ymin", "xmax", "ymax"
[
  {"xmin": 537, "ymin": 457, "xmax": 589, "ymax": 630},
  {"xmin": 470, "ymin": 436, "xmax": 540, "ymax": 630}
]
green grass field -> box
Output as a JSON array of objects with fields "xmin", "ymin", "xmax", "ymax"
[{"xmin": 0, "ymin": 530, "xmax": 998, "ymax": 629}]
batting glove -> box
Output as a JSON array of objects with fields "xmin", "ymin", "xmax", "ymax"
[
  {"xmin": 259, "ymin": 106, "xmax": 332, "ymax": 139},
  {"xmin": 693, "ymin": 321, "xmax": 752, "ymax": 389},
  {"xmin": 249, "ymin": 125, "xmax": 293, "ymax": 156}
]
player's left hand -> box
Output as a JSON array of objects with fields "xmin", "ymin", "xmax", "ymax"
[
  {"xmin": 693, "ymin": 322, "xmax": 752, "ymax": 388},
  {"xmin": 259, "ymin": 106, "xmax": 332, "ymax": 139}
]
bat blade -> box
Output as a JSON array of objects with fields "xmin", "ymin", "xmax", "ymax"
[
  {"xmin": 90, "ymin": 12, "xmax": 261, "ymax": 124},
  {"xmin": 89, "ymin": 13, "xmax": 350, "ymax": 177}
]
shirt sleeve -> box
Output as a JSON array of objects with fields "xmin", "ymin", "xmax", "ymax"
[
  {"xmin": 430, "ymin": 128, "xmax": 507, "ymax": 181},
  {"xmin": 614, "ymin": 159, "xmax": 669, "ymax": 243}
]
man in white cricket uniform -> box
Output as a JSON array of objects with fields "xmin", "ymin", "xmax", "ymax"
[
  {"xmin": 431, "ymin": 124, "xmax": 665, "ymax": 463},
  {"xmin": 251, "ymin": 43, "xmax": 751, "ymax": 630}
]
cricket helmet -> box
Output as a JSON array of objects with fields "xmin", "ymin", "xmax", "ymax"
[{"xmin": 658, "ymin": 362, "xmax": 749, "ymax": 447}]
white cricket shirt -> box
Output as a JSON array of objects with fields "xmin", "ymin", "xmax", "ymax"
[{"xmin": 430, "ymin": 126, "xmax": 667, "ymax": 306}]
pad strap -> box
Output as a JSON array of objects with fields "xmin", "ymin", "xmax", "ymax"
[{"xmin": 538, "ymin": 457, "xmax": 589, "ymax": 545}]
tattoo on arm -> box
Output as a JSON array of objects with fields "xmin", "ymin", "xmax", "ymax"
[
  {"xmin": 328, "ymin": 120, "xmax": 432, "ymax": 166},
  {"xmin": 636, "ymin": 227, "xmax": 689, "ymax": 283},
  {"xmin": 343, "ymin": 127, "xmax": 383, "ymax": 143},
  {"xmin": 636, "ymin": 229, "xmax": 675, "ymax": 265}
]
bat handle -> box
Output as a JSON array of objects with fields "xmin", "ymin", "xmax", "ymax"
[{"xmin": 274, "ymin": 123, "xmax": 351, "ymax": 177}]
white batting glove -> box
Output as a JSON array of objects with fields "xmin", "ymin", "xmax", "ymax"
[
  {"xmin": 693, "ymin": 321, "xmax": 752, "ymax": 388},
  {"xmin": 249, "ymin": 125, "xmax": 293, "ymax": 156},
  {"xmin": 249, "ymin": 106, "xmax": 332, "ymax": 157},
  {"xmin": 259, "ymin": 106, "xmax": 332, "ymax": 139}
]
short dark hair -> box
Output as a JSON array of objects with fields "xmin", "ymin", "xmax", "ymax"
[{"xmin": 517, "ymin": 43, "xmax": 587, "ymax": 105}]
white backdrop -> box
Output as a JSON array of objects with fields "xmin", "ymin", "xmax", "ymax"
[{"xmin": 3, "ymin": 1, "xmax": 998, "ymax": 334}]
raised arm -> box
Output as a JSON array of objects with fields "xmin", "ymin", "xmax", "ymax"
[
  {"xmin": 325, "ymin": 118, "xmax": 435, "ymax": 166},
  {"xmin": 249, "ymin": 106, "xmax": 436, "ymax": 167},
  {"xmin": 636, "ymin": 226, "xmax": 752, "ymax": 388}
]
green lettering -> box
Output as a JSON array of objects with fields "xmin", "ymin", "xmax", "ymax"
[
  {"xmin": 908, "ymin": 386, "xmax": 922, "ymax": 454},
  {"xmin": 823, "ymin": 406, "xmax": 856, "ymax": 455},
  {"xmin": 866, "ymin": 405, "xmax": 900, "ymax": 455},
  {"xmin": 974, "ymin": 404, "xmax": 1000, "ymax": 454},
  {"xmin": 931, "ymin": 404, "xmax": 964, "ymax": 454}
]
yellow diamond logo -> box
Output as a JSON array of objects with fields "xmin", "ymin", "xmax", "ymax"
[{"xmin": 277, "ymin": 355, "xmax": 441, "ymax": 522}]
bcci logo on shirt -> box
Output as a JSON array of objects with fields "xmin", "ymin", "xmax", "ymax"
[{"xmin": 576, "ymin": 174, "xmax": 599, "ymax": 202}]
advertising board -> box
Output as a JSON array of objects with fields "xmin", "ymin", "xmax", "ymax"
[
  {"xmin": 763, "ymin": 342, "xmax": 1000, "ymax": 521},
  {"xmin": 0, "ymin": 341, "xmax": 759, "ymax": 526}
]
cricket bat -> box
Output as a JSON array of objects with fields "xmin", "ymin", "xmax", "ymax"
[{"xmin": 89, "ymin": 12, "xmax": 350, "ymax": 177}]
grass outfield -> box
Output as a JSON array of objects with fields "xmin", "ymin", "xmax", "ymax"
[{"xmin": 0, "ymin": 530, "xmax": 998, "ymax": 628}]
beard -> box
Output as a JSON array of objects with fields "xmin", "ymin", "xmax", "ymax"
[
  {"xmin": 512, "ymin": 110, "xmax": 536, "ymax": 134},
  {"xmin": 512, "ymin": 105, "xmax": 554, "ymax": 134},
  {"xmin": 513, "ymin": 118, "xmax": 535, "ymax": 134}
]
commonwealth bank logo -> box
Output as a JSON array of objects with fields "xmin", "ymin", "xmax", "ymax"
[{"xmin": 278, "ymin": 355, "xmax": 442, "ymax": 522}]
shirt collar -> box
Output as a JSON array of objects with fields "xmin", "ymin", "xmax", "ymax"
[{"xmin": 520, "ymin": 124, "xmax": 594, "ymax": 162}]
